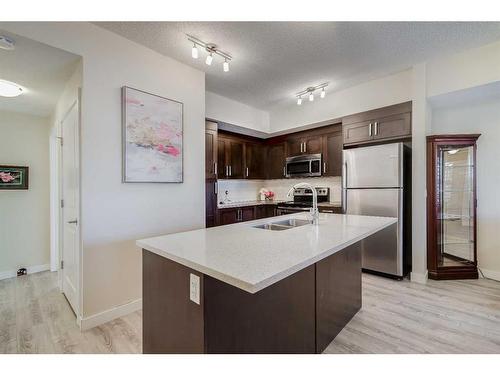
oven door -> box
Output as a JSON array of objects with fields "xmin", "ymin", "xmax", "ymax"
[{"xmin": 285, "ymin": 154, "xmax": 322, "ymax": 177}]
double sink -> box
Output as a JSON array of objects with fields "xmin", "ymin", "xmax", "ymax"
[{"xmin": 253, "ymin": 218, "xmax": 313, "ymax": 231}]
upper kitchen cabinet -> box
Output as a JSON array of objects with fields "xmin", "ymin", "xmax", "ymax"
[
  {"xmin": 267, "ymin": 141, "xmax": 287, "ymax": 179},
  {"xmin": 322, "ymin": 127, "xmax": 343, "ymax": 176},
  {"xmin": 205, "ymin": 121, "xmax": 218, "ymax": 180},
  {"xmin": 218, "ymin": 134, "xmax": 245, "ymax": 179},
  {"xmin": 286, "ymin": 134, "xmax": 323, "ymax": 156},
  {"xmin": 245, "ymin": 142, "xmax": 267, "ymax": 179},
  {"xmin": 343, "ymin": 101, "xmax": 412, "ymax": 146}
]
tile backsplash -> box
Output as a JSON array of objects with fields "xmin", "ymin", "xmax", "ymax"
[{"xmin": 217, "ymin": 177, "xmax": 342, "ymax": 205}]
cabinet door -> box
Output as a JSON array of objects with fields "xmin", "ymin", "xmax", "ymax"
[
  {"xmin": 286, "ymin": 138, "xmax": 303, "ymax": 157},
  {"xmin": 373, "ymin": 112, "xmax": 411, "ymax": 140},
  {"xmin": 322, "ymin": 131, "xmax": 342, "ymax": 176},
  {"xmin": 205, "ymin": 127, "xmax": 217, "ymax": 179},
  {"xmin": 218, "ymin": 208, "xmax": 239, "ymax": 226},
  {"xmin": 241, "ymin": 206, "xmax": 255, "ymax": 222},
  {"xmin": 205, "ymin": 179, "xmax": 217, "ymax": 227},
  {"xmin": 255, "ymin": 205, "xmax": 267, "ymax": 219},
  {"xmin": 265, "ymin": 205, "xmax": 276, "ymax": 218},
  {"xmin": 267, "ymin": 143, "xmax": 286, "ymax": 179},
  {"xmin": 246, "ymin": 143, "xmax": 266, "ymax": 179},
  {"xmin": 343, "ymin": 121, "xmax": 373, "ymax": 145},
  {"xmin": 229, "ymin": 141, "xmax": 244, "ymax": 179},
  {"xmin": 217, "ymin": 138, "xmax": 228, "ymax": 178},
  {"xmin": 304, "ymin": 135, "xmax": 322, "ymax": 154}
]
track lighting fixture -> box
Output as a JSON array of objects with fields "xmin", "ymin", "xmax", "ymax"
[
  {"xmin": 206, "ymin": 52, "xmax": 213, "ymax": 66},
  {"xmin": 187, "ymin": 35, "xmax": 232, "ymax": 72},
  {"xmin": 191, "ymin": 43, "xmax": 198, "ymax": 59},
  {"xmin": 295, "ymin": 83, "xmax": 329, "ymax": 106}
]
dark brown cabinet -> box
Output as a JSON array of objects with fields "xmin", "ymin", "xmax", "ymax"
[
  {"xmin": 343, "ymin": 102, "xmax": 412, "ymax": 146},
  {"xmin": 267, "ymin": 142, "xmax": 286, "ymax": 179},
  {"xmin": 426, "ymin": 134, "xmax": 480, "ymax": 280},
  {"xmin": 205, "ymin": 121, "xmax": 218, "ymax": 179},
  {"xmin": 205, "ymin": 180, "xmax": 217, "ymax": 228},
  {"xmin": 245, "ymin": 142, "xmax": 266, "ymax": 179},
  {"xmin": 218, "ymin": 136, "xmax": 245, "ymax": 179},
  {"xmin": 255, "ymin": 205, "xmax": 276, "ymax": 219},
  {"xmin": 322, "ymin": 130, "xmax": 342, "ymax": 177},
  {"xmin": 287, "ymin": 135, "xmax": 322, "ymax": 156},
  {"xmin": 217, "ymin": 206, "xmax": 257, "ymax": 225}
]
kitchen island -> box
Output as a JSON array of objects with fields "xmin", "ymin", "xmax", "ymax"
[{"xmin": 137, "ymin": 213, "xmax": 397, "ymax": 354}]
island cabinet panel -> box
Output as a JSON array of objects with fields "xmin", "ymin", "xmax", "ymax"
[
  {"xmin": 315, "ymin": 242, "xmax": 362, "ymax": 353},
  {"xmin": 203, "ymin": 265, "xmax": 316, "ymax": 354},
  {"xmin": 143, "ymin": 251, "xmax": 205, "ymax": 354}
]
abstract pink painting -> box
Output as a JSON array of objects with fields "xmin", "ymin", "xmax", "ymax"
[{"xmin": 122, "ymin": 86, "xmax": 183, "ymax": 182}]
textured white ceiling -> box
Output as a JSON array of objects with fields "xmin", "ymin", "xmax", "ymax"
[
  {"xmin": 0, "ymin": 30, "xmax": 81, "ymax": 117},
  {"xmin": 96, "ymin": 22, "xmax": 500, "ymax": 110}
]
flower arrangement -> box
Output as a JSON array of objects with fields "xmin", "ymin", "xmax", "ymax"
[{"xmin": 259, "ymin": 188, "xmax": 275, "ymax": 201}]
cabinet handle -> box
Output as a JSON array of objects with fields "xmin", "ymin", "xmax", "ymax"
[
  {"xmin": 374, "ymin": 121, "xmax": 378, "ymax": 135},
  {"xmin": 246, "ymin": 167, "xmax": 249, "ymax": 177},
  {"xmin": 300, "ymin": 142, "xmax": 303, "ymax": 153},
  {"xmin": 283, "ymin": 166, "xmax": 286, "ymax": 177},
  {"xmin": 369, "ymin": 123, "xmax": 372, "ymax": 137},
  {"xmin": 304, "ymin": 142, "xmax": 307, "ymax": 153},
  {"xmin": 323, "ymin": 162, "xmax": 326, "ymax": 174},
  {"xmin": 214, "ymin": 181, "xmax": 217, "ymax": 194},
  {"xmin": 214, "ymin": 162, "xmax": 217, "ymax": 175},
  {"xmin": 322, "ymin": 210, "xmax": 334, "ymax": 213},
  {"xmin": 229, "ymin": 165, "xmax": 232, "ymax": 176},
  {"xmin": 225, "ymin": 165, "xmax": 228, "ymax": 177}
]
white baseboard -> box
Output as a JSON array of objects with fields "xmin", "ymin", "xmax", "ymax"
[
  {"xmin": 0, "ymin": 263, "xmax": 50, "ymax": 281},
  {"xmin": 79, "ymin": 298, "xmax": 142, "ymax": 331},
  {"xmin": 410, "ymin": 271, "xmax": 428, "ymax": 284},
  {"xmin": 479, "ymin": 268, "xmax": 500, "ymax": 282}
]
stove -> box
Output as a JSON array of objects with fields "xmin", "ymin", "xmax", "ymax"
[{"xmin": 276, "ymin": 187, "xmax": 329, "ymax": 214}]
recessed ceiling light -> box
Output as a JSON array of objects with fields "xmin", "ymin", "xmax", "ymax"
[{"xmin": 0, "ymin": 80, "xmax": 23, "ymax": 97}]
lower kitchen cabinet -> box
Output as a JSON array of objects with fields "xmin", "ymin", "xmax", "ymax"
[
  {"xmin": 218, "ymin": 204, "xmax": 277, "ymax": 226},
  {"xmin": 255, "ymin": 205, "xmax": 277, "ymax": 219}
]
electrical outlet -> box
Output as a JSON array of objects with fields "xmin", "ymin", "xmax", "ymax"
[{"xmin": 189, "ymin": 273, "xmax": 200, "ymax": 305}]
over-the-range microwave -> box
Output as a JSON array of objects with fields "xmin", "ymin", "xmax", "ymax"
[{"xmin": 285, "ymin": 153, "xmax": 322, "ymax": 178}]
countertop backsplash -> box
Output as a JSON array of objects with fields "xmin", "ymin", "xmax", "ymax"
[{"xmin": 217, "ymin": 177, "xmax": 342, "ymax": 205}]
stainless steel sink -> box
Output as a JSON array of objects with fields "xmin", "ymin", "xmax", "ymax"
[{"xmin": 252, "ymin": 218, "xmax": 312, "ymax": 231}]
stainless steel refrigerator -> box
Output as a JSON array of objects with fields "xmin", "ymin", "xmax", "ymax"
[{"xmin": 342, "ymin": 142, "xmax": 411, "ymax": 278}]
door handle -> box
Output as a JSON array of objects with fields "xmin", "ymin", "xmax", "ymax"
[
  {"xmin": 369, "ymin": 123, "xmax": 372, "ymax": 137},
  {"xmin": 67, "ymin": 219, "xmax": 78, "ymax": 225}
]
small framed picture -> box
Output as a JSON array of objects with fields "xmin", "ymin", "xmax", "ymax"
[{"xmin": 0, "ymin": 166, "xmax": 29, "ymax": 190}]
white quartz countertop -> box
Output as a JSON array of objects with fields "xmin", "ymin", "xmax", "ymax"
[{"xmin": 137, "ymin": 213, "xmax": 397, "ymax": 294}]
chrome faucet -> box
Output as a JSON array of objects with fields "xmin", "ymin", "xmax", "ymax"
[{"xmin": 286, "ymin": 182, "xmax": 320, "ymax": 225}]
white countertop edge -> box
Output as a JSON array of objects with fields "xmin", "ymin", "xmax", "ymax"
[{"xmin": 137, "ymin": 215, "xmax": 397, "ymax": 294}]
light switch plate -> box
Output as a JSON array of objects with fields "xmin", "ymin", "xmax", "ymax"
[{"xmin": 189, "ymin": 273, "xmax": 200, "ymax": 305}]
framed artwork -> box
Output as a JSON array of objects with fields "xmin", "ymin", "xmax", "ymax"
[
  {"xmin": 122, "ymin": 86, "xmax": 183, "ymax": 183},
  {"xmin": 0, "ymin": 166, "xmax": 29, "ymax": 190}
]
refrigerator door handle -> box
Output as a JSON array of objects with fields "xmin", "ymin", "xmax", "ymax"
[{"xmin": 342, "ymin": 161, "xmax": 347, "ymax": 213}]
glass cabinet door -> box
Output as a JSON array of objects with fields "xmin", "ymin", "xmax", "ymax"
[{"xmin": 437, "ymin": 144, "xmax": 475, "ymax": 268}]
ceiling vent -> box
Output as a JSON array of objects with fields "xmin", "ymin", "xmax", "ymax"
[{"xmin": 0, "ymin": 36, "xmax": 15, "ymax": 50}]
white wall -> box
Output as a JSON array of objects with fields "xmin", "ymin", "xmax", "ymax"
[
  {"xmin": 0, "ymin": 111, "xmax": 51, "ymax": 278},
  {"xmin": 431, "ymin": 96, "xmax": 500, "ymax": 280},
  {"xmin": 1, "ymin": 22, "xmax": 206, "ymax": 322},
  {"xmin": 206, "ymin": 91, "xmax": 270, "ymax": 133},
  {"xmin": 269, "ymin": 70, "xmax": 412, "ymax": 133}
]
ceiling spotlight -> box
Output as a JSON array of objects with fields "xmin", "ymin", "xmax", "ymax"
[
  {"xmin": 0, "ymin": 35, "xmax": 15, "ymax": 50},
  {"xmin": 321, "ymin": 87, "xmax": 326, "ymax": 98},
  {"xmin": 206, "ymin": 52, "xmax": 213, "ymax": 66},
  {"xmin": 191, "ymin": 43, "xmax": 198, "ymax": 59},
  {"xmin": 309, "ymin": 92, "xmax": 314, "ymax": 102},
  {"xmin": 0, "ymin": 80, "xmax": 23, "ymax": 97},
  {"xmin": 223, "ymin": 59, "xmax": 229, "ymax": 72},
  {"xmin": 297, "ymin": 96, "xmax": 302, "ymax": 106}
]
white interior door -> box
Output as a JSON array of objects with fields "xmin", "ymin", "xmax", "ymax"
[{"xmin": 61, "ymin": 100, "xmax": 80, "ymax": 316}]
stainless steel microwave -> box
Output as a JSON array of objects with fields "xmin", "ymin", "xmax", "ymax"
[{"xmin": 285, "ymin": 154, "xmax": 322, "ymax": 178}]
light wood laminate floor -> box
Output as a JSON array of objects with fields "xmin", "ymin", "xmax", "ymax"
[{"xmin": 1, "ymin": 271, "xmax": 500, "ymax": 354}]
